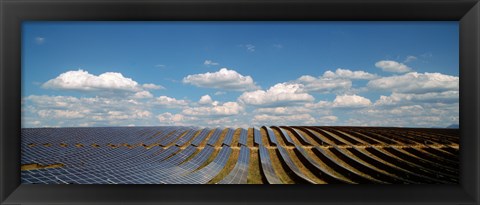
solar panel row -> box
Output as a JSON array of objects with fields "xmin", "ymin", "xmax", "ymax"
[
  {"xmin": 264, "ymin": 126, "xmax": 278, "ymax": 145},
  {"xmin": 175, "ymin": 129, "xmax": 199, "ymax": 146},
  {"xmin": 206, "ymin": 128, "xmax": 224, "ymax": 146},
  {"xmin": 253, "ymin": 128, "xmax": 262, "ymax": 146},
  {"xmin": 217, "ymin": 145, "xmax": 250, "ymax": 184},
  {"xmin": 191, "ymin": 128, "xmax": 212, "ymax": 146},
  {"xmin": 276, "ymin": 127, "xmax": 295, "ymax": 145},
  {"xmin": 21, "ymin": 126, "xmax": 459, "ymax": 184},
  {"xmin": 221, "ymin": 128, "xmax": 235, "ymax": 146},
  {"xmin": 163, "ymin": 145, "xmax": 232, "ymax": 184},
  {"xmin": 238, "ymin": 128, "xmax": 248, "ymax": 146},
  {"xmin": 258, "ymin": 145, "xmax": 282, "ymax": 184},
  {"xmin": 282, "ymin": 126, "xmax": 312, "ymax": 145},
  {"xmin": 276, "ymin": 146, "xmax": 316, "ymax": 184}
]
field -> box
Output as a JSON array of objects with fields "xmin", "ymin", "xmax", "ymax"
[{"xmin": 21, "ymin": 126, "xmax": 459, "ymax": 184}]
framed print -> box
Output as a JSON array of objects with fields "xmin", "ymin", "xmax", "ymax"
[{"xmin": 1, "ymin": 0, "xmax": 479, "ymax": 204}]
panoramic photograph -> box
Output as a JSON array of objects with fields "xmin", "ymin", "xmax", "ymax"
[{"xmin": 21, "ymin": 22, "xmax": 459, "ymax": 184}]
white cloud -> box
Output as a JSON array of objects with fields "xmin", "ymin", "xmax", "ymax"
[
  {"xmin": 238, "ymin": 83, "xmax": 314, "ymax": 107},
  {"xmin": 253, "ymin": 114, "xmax": 317, "ymax": 125},
  {"xmin": 374, "ymin": 91, "xmax": 459, "ymax": 106},
  {"xmin": 37, "ymin": 109, "xmax": 85, "ymax": 119},
  {"xmin": 155, "ymin": 64, "xmax": 166, "ymax": 68},
  {"xmin": 42, "ymin": 69, "xmax": 141, "ymax": 92},
  {"xmin": 35, "ymin": 37, "xmax": 45, "ymax": 44},
  {"xmin": 23, "ymin": 95, "xmax": 156, "ymax": 127},
  {"xmin": 198, "ymin": 95, "xmax": 213, "ymax": 105},
  {"xmin": 332, "ymin": 94, "xmax": 372, "ymax": 108},
  {"xmin": 323, "ymin": 68, "xmax": 378, "ymax": 80},
  {"xmin": 204, "ymin": 60, "xmax": 219, "ymax": 66},
  {"xmin": 295, "ymin": 69, "xmax": 377, "ymax": 94},
  {"xmin": 183, "ymin": 68, "xmax": 259, "ymax": 91},
  {"xmin": 143, "ymin": 83, "xmax": 165, "ymax": 90},
  {"xmin": 156, "ymin": 112, "xmax": 193, "ymax": 126},
  {"xmin": 404, "ymin": 56, "xmax": 417, "ymax": 63},
  {"xmin": 297, "ymin": 75, "xmax": 352, "ymax": 94},
  {"xmin": 318, "ymin": 115, "xmax": 338, "ymax": 122},
  {"xmin": 154, "ymin": 96, "xmax": 188, "ymax": 108},
  {"xmin": 375, "ymin": 60, "xmax": 412, "ymax": 73},
  {"xmin": 255, "ymin": 106, "xmax": 312, "ymax": 116},
  {"xmin": 133, "ymin": 91, "xmax": 153, "ymax": 99},
  {"xmin": 351, "ymin": 102, "xmax": 459, "ymax": 127},
  {"xmin": 367, "ymin": 72, "xmax": 459, "ymax": 94},
  {"xmin": 305, "ymin": 101, "xmax": 332, "ymax": 109},
  {"xmin": 182, "ymin": 101, "xmax": 244, "ymax": 117},
  {"xmin": 214, "ymin": 91, "xmax": 226, "ymax": 95}
]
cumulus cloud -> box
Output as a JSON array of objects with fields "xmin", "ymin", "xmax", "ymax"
[
  {"xmin": 204, "ymin": 60, "xmax": 219, "ymax": 66},
  {"xmin": 367, "ymin": 72, "xmax": 459, "ymax": 94},
  {"xmin": 23, "ymin": 95, "xmax": 155, "ymax": 127},
  {"xmin": 156, "ymin": 112, "xmax": 194, "ymax": 126},
  {"xmin": 154, "ymin": 96, "xmax": 189, "ymax": 108},
  {"xmin": 198, "ymin": 95, "xmax": 213, "ymax": 105},
  {"xmin": 322, "ymin": 68, "xmax": 378, "ymax": 80},
  {"xmin": 255, "ymin": 106, "xmax": 312, "ymax": 116},
  {"xmin": 143, "ymin": 83, "xmax": 165, "ymax": 90},
  {"xmin": 183, "ymin": 68, "xmax": 259, "ymax": 91},
  {"xmin": 42, "ymin": 70, "xmax": 165, "ymax": 98},
  {"xmin": 238, "ymin": 83, "xmax": 314, "ymax": 107},
  {"xmin": 42, "ymin": 70, "xmax": 141, "ymax": 92},
  {"xmin": 296, "ymin": 75, "xmax": 352, "ymax": 94},
  {"xmin": 374, "ymin": 91, "xmax": 459, "ymax": 106},
  {"xmin": 253, "ymin": 114, "xmax": 317, "ymax": 125},
  {"xmin": 375, "ymin": 60, "xmax": 412, "ymax": 73},
  {"xmin": 318, "ymin": 115, "xmax": 338, "ymax": 123},
  {"xmin": 332, "ymin": 94, "xmax": 372, "ymax": 108},
  {"xmin": 351, "ymin": 102, "xmax": 459, "ymax": 127},
  {"xmin": 133, "ymin": 91, "xmax": 154, "ymax": 99},
  {"xmin": 182, "ymin": 101, "xmax": 244, "ymax": 117},
  {"xmin": 305, "ymin": 101, "xmax": 332, "ymax": 109},
  {"xmin": 295, "ymin": 69, "xmax": 377, "ymax": 94},
  {"xmin": 37, "ymin": 109, "xmax": 85, "ymax": 119}
]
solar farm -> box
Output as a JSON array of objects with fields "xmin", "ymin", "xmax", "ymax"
[{"xmin": 21, "ymin": 126, "xmax": 459, "ymax": 184}]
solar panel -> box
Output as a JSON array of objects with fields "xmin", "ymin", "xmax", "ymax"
[
  {"xmin": 191, "ymin": 128, "xmax": 212, "ymax": 146},
  {"xmin": 276, "ymin": 146, "xmax": 316, "ymax": 184},
  {"xmin": 258, "ymin": 145, "xmax": 282, "ymax": 184},
  {"xmin": 217, "ymin": 145, "xmax": 250, "ymax": 184},
  {"xmin": 264, "ymin": 126, "xmax": 278, "ymax": 145},
  {"xmin": 330, "ymin": 146, "xmax": 402, "ymax": 184},
  {"xmin": 221, "ymin": 128, "xmax": 235, "ymax": 146},
  {"xmin": 293, "ymin": 144, "xmax": 351, "ymax": 184},
  {"xmin": 206, "ymin": 128, "xmax": 224, "ymax": 146},
  {"xmin": 159, "ymin": 128, "xmax": 189, "ymax": 146},
  {"xmin": 274, "ymin": 126, "xmax": 295, "ymax": 145},
  {"xmin": 162, "ymin": 145, "xmax": 232, "ymax": 184},
  {"xmin": 253, "ymin": 128, "xmax": 262, "ymax": 146},
  {"xmin": 21, "ymin": 126, "xmax": 459, "ymax": 184},
  {"xmin": 283, "ymin": 126, "xmax": 312, "ymax": 145},
  {"xmin": 174, "ymin": 129, "xmax": 198, "ymax": 146},
  {"xmin": 238, "ymin": 128, "xmax": 248, "ymax": 146},
  {"xmin": 297, "ymin": 127, "xmax": 331, "ymax": 146}
]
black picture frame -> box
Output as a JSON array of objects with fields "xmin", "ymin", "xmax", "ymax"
[{"xmin": 1, "ymin": 0, "xmax": 478, "ymax": 204}]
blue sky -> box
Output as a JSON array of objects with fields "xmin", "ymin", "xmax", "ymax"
[{"xmin": 22, "ymin": 21, "xmax": 459, "ymax": 128}]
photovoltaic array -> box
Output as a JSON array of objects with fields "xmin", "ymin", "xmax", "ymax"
[{"xmin": 21, "ymin": 126, "xmax": 459, "ymax": 184}]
